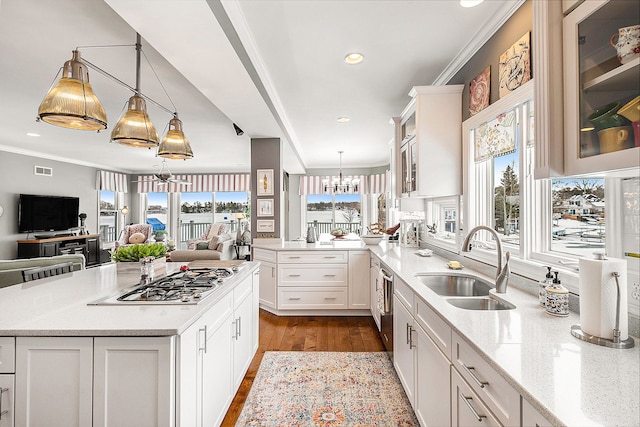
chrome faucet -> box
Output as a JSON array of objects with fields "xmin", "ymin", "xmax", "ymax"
[{"xmin": 461, "ymin": 225, "xmax": 511, "ymax": 293}]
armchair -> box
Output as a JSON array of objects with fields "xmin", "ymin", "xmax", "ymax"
[{"xmin": 116, "ymin": 224, "xmax": 153, "ymax": 248}]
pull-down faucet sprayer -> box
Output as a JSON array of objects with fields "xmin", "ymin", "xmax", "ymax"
[{"xmin": 461, "ymin": 225, "xmax": 511, "ymax": 293}]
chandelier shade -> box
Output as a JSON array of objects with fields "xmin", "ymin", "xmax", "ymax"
[
  {"xmin": 37, "ymin": 50, "xmax": 107, "ymax": 131},
  {"xmin": 110, "ymin": 94, "xmax": 159, "ymax": 148},
  {"xmin": 158, "ymin": 115, "xmax": 193, "ymax": 160}
]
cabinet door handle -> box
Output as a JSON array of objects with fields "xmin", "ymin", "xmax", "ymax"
[
  {"xmin": 288, "ymin": 297, "xmax": 301, "ymax": 300},
  {"xmin": 232, "ymin": 320, "xmax": 237, "ymax": 340},
  {"xmin": 236, "ymin": 316, "xmax": 242, "ymax": 338},
  {"xmin": 406, "ymin": 323, "xmax": 411, "ymax": 345},
  {"xmin": 461, "ymin": 363, "xmax": 489, "ymax": 388},
  {"xmin": 1, "ymin": 386, "xmax": 9, "ymax": 419},
  {"xmin": 409, "ymin": 326, "xmax": 416, "ymax": 349},
  {"xmin": 198, "ymin": 326, "xmax": 207, "ymax": 353},
  {"xmin": 460, "ymin": 393, "xmax": 486, "ymax": 422},
  {"xmin": 271, "ymin": 267, "xmax": 275, "ymax": 278}
]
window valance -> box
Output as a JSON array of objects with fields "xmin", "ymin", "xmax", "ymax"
[
  {"xmin": 97, "ymin": 170, "xmax": 128, "ymax": 193},
  {"xmin": 474, "ymin": 109, "xmax": 517, "ymax": 162},
  {"xmin": 299, "ymin": 173, "xmax": 387, "ymax": 195},
  {"xmin": 136, "ymin": 173, "xmax": 250, "ymax": 193}
]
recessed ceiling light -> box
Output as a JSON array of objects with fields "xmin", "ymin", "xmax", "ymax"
[
  {"xmin": 460, "ymin": 0, "xmax": 484, "ymax": 7},
  {"xmin": 26, "ymin": 133, "xmax": 40, "ymax": 137},
  {"xmin": 344, "ymin": 53, "xmax": 364, "ymax": 65},
  {"xmin": 337, "ymin": 117, "xmax": 350, "ymax": 123}
]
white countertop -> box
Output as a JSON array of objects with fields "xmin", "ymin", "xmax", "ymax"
[
  {"xmin": 253, "ymin": 238, "xmax": 369, "ymax": 250},
  {"xmin": 0, "ymin": 261, "xmax": 260, "ymax": 337},
  {"xmin": 366, "ymin": 242, "xmax": 639, "ymax": 427}
]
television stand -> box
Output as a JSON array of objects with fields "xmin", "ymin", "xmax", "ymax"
[{"xmin": 17, "ymin": 234, "xmax": 102, "ymax": 267}]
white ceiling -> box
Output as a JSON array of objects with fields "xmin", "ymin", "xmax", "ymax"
[{"xmin": 0, "ymin": 0, "xmax": 521, "ymax": 175}]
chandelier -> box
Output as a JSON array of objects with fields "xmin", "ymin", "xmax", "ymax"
[
  {"xmin": 323, "ymin": 151, "xmax": 360, "ymax": 194},
  {"xmin": 37, "ymin": 33, "xmax": 193, "ymax": 160}
]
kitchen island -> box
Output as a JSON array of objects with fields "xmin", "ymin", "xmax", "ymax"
[{"xmin": 0, "ymin": 260, "xmax": 260, "ymax": 427}]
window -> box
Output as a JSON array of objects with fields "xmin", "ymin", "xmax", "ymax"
[
  {"xmin": 305, "ymin": 193, "xmax": 361, "ymax": 235},
  {"xmin": 99, "ymin": 190, "xmax": 117, "ymax": 243},
  {"xmin": 180, "ymin": 192, "xmax": 213, "ymax": 247}
]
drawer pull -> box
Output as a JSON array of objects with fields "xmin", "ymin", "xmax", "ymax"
[
  {"xmin": 288, "ymin": 256, "xmax": 301, "ymax": 259},
  {"xmin": 288, "ymin": 274, "xmax": 301, "ymax": 277},
  {"xmin": 462, "ymin": 364, "xmax": 489, "ymax": 388},
  {"xmin": 288, "ymin": 297, "xmax": 301, "ymax": 300},
  {"xmin": 324, "ymin": 256, "xmax": 336, "ymax": 259},
  {"xmin": 324, "ymin": 297, "xmax": 336, "ymax": 300},
  {"xmin": 323, "ymin": 274, "xmax": 336, "ymax": 277},
  {"xmin": 460, "ymin": 393, "xmax": 486, "ymax": 422}
]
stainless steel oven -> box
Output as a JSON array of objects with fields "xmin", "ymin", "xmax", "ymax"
[{"xmin": 379, "ymin": 266, "xmax": 394, "ymax": 357}]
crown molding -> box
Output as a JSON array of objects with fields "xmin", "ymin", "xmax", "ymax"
[{"xmin": 432, "ymin": 0, "xmax": 526, "ymax": 85}]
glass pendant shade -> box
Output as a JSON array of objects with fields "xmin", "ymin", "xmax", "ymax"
[
  {"xmin": 37, "ymin": 50, "xmax": 107, "ymax": 131},
  {"xmin": 110, "ymin": 94, "xmax": 159, "ymax": 148},
  {"xmin": 158, "ymin": 116, "xmax": 193, "ymax": 160}
]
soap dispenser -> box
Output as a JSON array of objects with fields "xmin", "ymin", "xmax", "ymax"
[
  {"xmin": 545, "ymin": 271, "xmax": 569, "ymax": 317},
  {"xmin": 539, "ymin": 266, "xmax": 554, "ymax": 307}
]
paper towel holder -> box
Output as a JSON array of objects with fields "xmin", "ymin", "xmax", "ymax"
[{"xmin": 571, "ymin": 272, "xmax": 635, "ymax": 349}]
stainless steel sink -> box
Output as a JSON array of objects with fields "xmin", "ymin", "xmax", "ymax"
[
  {"xmin": 445, "ymin": 297, "xmax": 516, "ymax": 311},
  {"xmin": 415, "ymin": 274, "xmax": 492, "ymax": 297}
]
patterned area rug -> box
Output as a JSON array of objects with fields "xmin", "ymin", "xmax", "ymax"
[{"xmin": 235, "ymin": 352, "xmax": 418, "ymax": 426}]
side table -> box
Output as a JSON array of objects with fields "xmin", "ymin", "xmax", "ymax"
[{"xmin": 234, "ymin": 242, "xmax": 251, "ymax": 260}]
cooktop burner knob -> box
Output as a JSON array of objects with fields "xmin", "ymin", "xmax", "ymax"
[{"xmin": 181, "ymin": 294, "xmax": 191, "ymax": 302}]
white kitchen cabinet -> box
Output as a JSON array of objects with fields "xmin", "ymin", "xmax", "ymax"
[
  {"xmin": 232, "ymin": 275, "xmax": 255, "ymax": 390},
  {"xmin": 452, "ymin": 331, "xmax": 520, "ymax": 426},
  {"xmin": 522, "ymin": 398, "xmax": 554, "ymax": 427},
  {"xmin": 252, "ymin": 269, "xmax": 260, "ymax": 352},
  {"xmin": 562, "ymin": 0, "xmax": 639, "ymax": 176},
  {"xmin": 253, "ymin": 248, "xmax": 277, "ymax": 309},
  {"xmin": 348, "ymin": 251, "xmax": 370, "ymax": 309},
  {"xmin": 370, "ymin": 257, "xmax": 381, "ymax": 330},
  {"xmin": 15, "ymin": 337, "xmax": 93, "ymax": 427},
  {"xmin": 393, "ymin": 291, "xmax": 415, "ymax": 407},
  {"xmin": 451, "ymin": 368, "xmax": 501, "ymax": 427},
  {"xmin": 396, "ymin": 85, "xmax": 464, "ymax": 198},
  {"xmin": 93, "ymin": 337, "xmax": 175, "ymax": 427},
  {"xmin": 0, "ymin": 375, "xmax": 14, "ymax": 427},
  {"xmin": 178, "ymin": 292, "xmax": 234, "ymax": 427}
]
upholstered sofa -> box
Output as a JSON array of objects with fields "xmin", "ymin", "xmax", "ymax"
[
  {"xmin": 0, "ymin": 254, "xmax": 86, "ymax": 288},
  {"xmin": 168, "ymin": 223, "xmax": 235, "ymax": 262}
]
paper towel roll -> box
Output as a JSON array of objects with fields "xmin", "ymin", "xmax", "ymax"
[{"xmin": 579, "ymin": 257, "xmax": 628, "ymax": 340}]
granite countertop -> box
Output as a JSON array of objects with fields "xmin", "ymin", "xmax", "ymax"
[
  {"xmin": 0, "ymin": 261, "xmax": 260, "ymax": 337},
  {"xmin": 368, "ymin": 242, "xmax": 639, "ymax": 427}
]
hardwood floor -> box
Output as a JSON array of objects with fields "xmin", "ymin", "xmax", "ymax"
[{"xmin": 221, "ymin": 309, "xmax": 385, "ymax": 426}]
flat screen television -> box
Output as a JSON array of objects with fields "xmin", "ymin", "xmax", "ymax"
[{"xmin": 18, "ymin": 194, "xmax": 79, "ymax": 233}]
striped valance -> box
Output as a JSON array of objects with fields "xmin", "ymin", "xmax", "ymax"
[
  {"xmin": 136, "ymin": 173, "xmax": 250, "ymax": 193},
  {"xmin": 299, "ymin": 173, "xmax": 387, "ymax": 195},
  {"xmin": 97, "ymin": 170, "xmax": 128, "ymax": 193}
]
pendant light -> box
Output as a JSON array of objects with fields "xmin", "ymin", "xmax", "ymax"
[
  {"xmin": 110, "ymin": 35, "xmax": 159, "ymax": 148},
  {"xmin": 157, "ymin": 114, "xmax": 193, "ymax": 160},
  {"xmin": 37, "ymin": 50, "xmax": 107, "ymax": 131},
  {"xmin": 323, "ymin": 151, "xmax": 360, "ymax": 194}
]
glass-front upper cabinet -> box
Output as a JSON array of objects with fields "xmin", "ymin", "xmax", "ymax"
[{"xmin": 563, "ymin": 0, "xmax": 639, "ymax": 176}]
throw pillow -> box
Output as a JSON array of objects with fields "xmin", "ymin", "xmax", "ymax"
[
  {"xmin": 206, "ymin": 223, "xmax": 222, "ymax": 240},
  {"xmin": 128, "ymin": 232, "xmax": 146, "ymax": 244},
  {"xmin": 215, "ymin": 233, "xmax": 232, "ymax": 251},
  {"xmin": 207, "ymin": 236, "xmax": 221, "ymax": 250},
  {"xmin": 195, "ymin": 241, "xmax": 209, "ymax": 250}
]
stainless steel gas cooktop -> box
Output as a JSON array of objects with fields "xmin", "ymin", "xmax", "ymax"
[{"xmin": 89, "ymin": 267, "xmax": 236, "ymax": 305}]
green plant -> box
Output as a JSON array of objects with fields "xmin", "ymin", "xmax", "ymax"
[
  {"xmin": 154, "ymin": 230, "xmax": 168, "ymax": 236},
  {"xmin": 110, "ymin": 243, "xmax": 167, "ymax": 262}
]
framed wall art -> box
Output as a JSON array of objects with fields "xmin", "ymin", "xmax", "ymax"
[
  {"xmin": 498, "ymin": 32, "xmax": 531, "ymax": 98},
  {"xmin": 469, "ymin": 66, "xmax": 490, "ymax": 116},
  {"xmin": 257, "ymin": 199, "xmax": 273, "ymax": 217},
  {"xmin": 257, "ymin": 169, "xmax": 274, "ymax": 196},
  {"xmin": 256, "ymin": 219, "xmax": 275, "ymax": 233}
]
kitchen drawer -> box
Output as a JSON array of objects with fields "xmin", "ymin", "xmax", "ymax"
[
  {"xmin": 394, "ymin": 277, "xmax": 415, "ymax": 313},
  {"xmin": 277, "ymin": 251, "xmax": 348, "ymax": 263},
  {"xmin": 415, "ymin": 298, "xmax": 452, "ymax": 361},
  {"xmin": 278, "ymin": 287, "xmax": 347, "ymax": 309},
  {"xmin": 451, "ymin": 367, "xmax": 502, "ymax": 427},
  {"xmin": 253, "ymin": 248, "xmax": 276, "ymax": 263},
  {"xmin": 0, "ymin": 338, "xmax": 15, "ymax": 374},
  {"xmin": 452, "ymin": 331, "xmax": 519, "ymax": 426},
  {"xmin": 278, "ymin": 264, "xmax": 348, "ymax": 287},
  {"xmin": 233, "ymin": 275, "xmax": 253, "ymax": 307}
]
